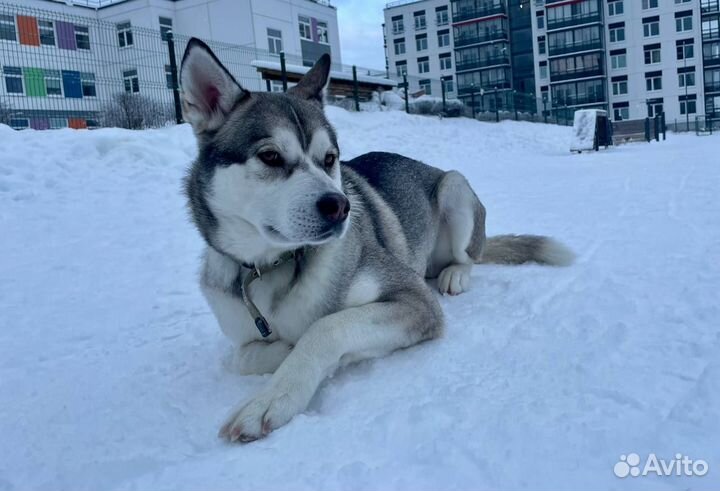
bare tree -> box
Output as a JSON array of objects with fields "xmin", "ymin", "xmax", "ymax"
[{"xmin": 101, "ymin": 93, "xmax": 174, "ymax": 129}]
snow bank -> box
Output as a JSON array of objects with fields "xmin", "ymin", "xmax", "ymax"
[{"xmin": 1, "ymin": 109, "xmax": 719, "ymax": 491}]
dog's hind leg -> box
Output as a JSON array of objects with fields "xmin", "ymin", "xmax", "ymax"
[{"xmin": 431, "ymin": 171, "xmax": 486, "ymax": 295}]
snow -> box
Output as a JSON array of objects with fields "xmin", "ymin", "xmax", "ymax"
[{"xmin": 1, "ymin": 108, "xmax": 719, "ymax": 491}]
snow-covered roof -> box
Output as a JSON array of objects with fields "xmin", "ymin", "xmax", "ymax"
[{"xmin": 251, "ymin": 60, "xmax": 397, "ymax": 88}]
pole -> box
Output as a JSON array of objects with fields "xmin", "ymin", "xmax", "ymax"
[
  {"xmin": 684, "ymin": 55, "xmax": 689, "ymax": 132},
  {"xmin": 441, "ymin": 76, "xmax": 447, "ymax": 116},
  {"xmin": 166, "ymin": 31, "xmax": 183, "ymax": 124},
  {"xmin": 352, "ymin": 65, "xmax": 360, "ymax": 112},
  {"xmin": 280, "ymin": 51, "xmax": 288, "ymax": 92},
  {"xmin": 513, "ymin": 90, "xmax": 518, "ymax": 120},
  {"xmin": 494, "ymin": 87, "xmax": 499, "ymax": 122},
  {"xmin": 543, "ymin": 97, "xmax": 548, "ymax": 124},
  {"xmin": 403, "ymin": 73, "xmax": 409, "ymax": 114}
]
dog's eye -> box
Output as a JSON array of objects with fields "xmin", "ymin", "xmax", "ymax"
[
  {"xmin": 258, "ymin": 151, "xmax": 283, "ymax": 167},
  {"xmin": 324, "ymin": 153, "xmax": 336, "ymax": 168}
]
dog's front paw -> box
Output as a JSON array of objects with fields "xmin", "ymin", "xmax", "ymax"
[
  {"xmin": 438, "ymin": 264, "xmax": 472, "ymax": 296},
  {"xmin": 218, "ymin": 382, "xmax": 311, "ymax": 443}
]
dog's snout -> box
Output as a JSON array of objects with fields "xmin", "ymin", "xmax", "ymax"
[{"xmin": 316, "ymin": 193, "xmax": 350, "ymax": 224}]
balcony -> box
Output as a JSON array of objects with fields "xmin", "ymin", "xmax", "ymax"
[
  {"xmin": 705, "ymin": 53, "xmax": 720, "ymax": 66},
  {"xmin": 453, "ymin": 2, "xmax": 505, "ymax": 23},
  {"xmin": 703, "ymin": 27, "xmax": 720, "ymax": 41},
  {"xmin": 550, "ymin": 66, "xmax": 604, "ymax": 82},
  {"xmin": 548, "ymin": 38, "xmax": 603, "ymax": 56},
  {"xmin": 706, "ymin": 81, "xmax": 720, "ymax": 93},
  {"xmin": 457, "ymin": 80, "xmax": 512, "ymax": 94},
  {"xmin": 546, "ymin": 12, "xmax": 601, "ymax": 31},
  {"xmin": 454, "ymin": 29, "xmax": 508, "ymax": 47},
  {"xmin": 553, "ymin": 93, "xmax": 607, "ymax": 107},
  {"xmin": 701, "ymin": 0, "xmax": 719, "ymax": 14},
  {"xmin": 456, "ymin": 55, "xmax": 510, "ymax": 72}
]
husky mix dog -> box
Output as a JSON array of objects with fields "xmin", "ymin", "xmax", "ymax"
[{"xmin": 180, "ymin": 38, "xmax": 573, "ymax": 443}]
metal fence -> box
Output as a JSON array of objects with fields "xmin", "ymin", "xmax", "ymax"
[{"xmin": 0, "ymin": 1, "xmax": 384, "ymax": 130}]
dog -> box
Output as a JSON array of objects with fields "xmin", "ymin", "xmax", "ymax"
[{"xmin": 180, "ymin": 38, "xmax": 573, "ymax": 443}]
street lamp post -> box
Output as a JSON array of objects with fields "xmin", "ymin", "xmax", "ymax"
[{"xmin": 470, "ymin": 83, "xmax": 476, "ymax": 119}]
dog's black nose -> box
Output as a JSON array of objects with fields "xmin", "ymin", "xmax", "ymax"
[{"xmin": 316, "ymin": 193, "xmax": 350, "ymax": 224}]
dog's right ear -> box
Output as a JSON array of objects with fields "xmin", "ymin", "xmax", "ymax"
[{"xmin": 180, "ymin": 38, "xmax": 248, "ymax": 133}]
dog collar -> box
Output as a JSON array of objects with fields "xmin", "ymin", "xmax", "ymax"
[{"xmin": 240, "ymin": 250, "xmax": 299, "ymax": 338}]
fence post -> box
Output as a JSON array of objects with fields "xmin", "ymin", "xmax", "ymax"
[
  {"xmin": 403, "ymin": 73, "xmax": 409, "ymax": 114},
  {"xmin": 470, "ymin": 90, "xmax": 476, "ymax": 119},
  {"xmin": 166, "ymin": 31, "xmax": 183, "ymax": 125},
  {"xmin": 513, "ymin": 91, "xmax": 518, "ymax": 120},
  {"xmin": 543, "ymin": 97, "xmax": 548, "ymax": 124},
  {"xmin": 494, "ymin": 87, "xmax": 499, "ymax": 122},
  {"xmin": 654, "ymin": 114, "xmax": 660, "ymax": 141},
  {"xmin": 644, "ymin": 117, "xmax": 650, "ymax": 142},
  {"xmin": 280, "ymin": 51, "xmax": 288, "ymax": 92},
  {"xmin": 661, "ymin": 112, "xmax": 666, "ymax": 140},
  {"xmin": 352, "ymin": 65, "xmax": 360, "ymax": 112}
]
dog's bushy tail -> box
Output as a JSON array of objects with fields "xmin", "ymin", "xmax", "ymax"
[{"xmin": 479, "ymin": 235, "xmax": 575, "ymax": 266}]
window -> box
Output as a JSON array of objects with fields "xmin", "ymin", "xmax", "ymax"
[
  {"xmin": 647, "ymin": 99, "xmax": 663, "ymax": 117},
  {"xmin": 642, "ymin": 0, "xmax": 658, "ymax": 9},
  {"xmin": 123, "ymin": 69, "xmax": 139, "ymax": 93},
  {"xmin": 442, "ymin": 75, "xmax": 453, "ymax": 94},
  {"xmin": 50, "ymin": 118, "xmax": 67, "ymax": 129},
  {"xmin": 317, "ymin": 21, "xmax": 328, "ymax": 44},
  {"xmin": 436, "ymin": 6, "xmax": 449, "ymax": 26},
  {"xmin": 437, "ymin": 29, "xmax": 450, "ymax": 48},
  {"xmin": 678, "ymin": 68, "xmax": 695, "ymax": 87},
  {"xmin": 419, "ymin": 78, "xmax": 431, "ymax": 95},
  {"xmin": 44, "ymin": 69, "xmax": 62, "ymax": 96},
  {"xmin": 10, "ymin": 118, "xmax": 29, "ymax": 130},
  {"xmin": 392, "ymin": 15, "xmax": 404, "ymax": 35},
  {"xmin": 608, "ymin": 0, "xmax": 623, "ymax": 16},
  {"xmin": 117, "ymin": 22, "xmax": 133, "ymax": 48},
  {"xmin": 679, "ymin": 95, "xmax": 697, "ymax": 115},
  {"xmin": 267, "ymin": 28, "xmax": 283, "ymax": 54},
  {"xmin": 75, "ymin": 25, "xmax": 90, "ymax": 50},
  {"xmin": 675, "ymin": 0, "xmax": 691, "ymax": 3},
  {"xmin": 610, "ymin": 49, "xmax": 627, "ymax": 69},
  {"xmin": 0, "ymin": 14, "xmax": 16, "ymax": 42},
  {"xmin": 418, "ymin": 56, "xmax": 429, "ymax": 74},
  {"xmin": 609, "ymin": 23, "xmax": 625, "ymax": 43},
  {"xmin": 159, "ymin": 16, "xmax": 173, "ymax": 41},
  {"xmin": 538, "ymin": 36, "xmax": 546, "ymax": 54},
  {"xmin": 416, "ymin": 34, "xmax": 427, "ymax": 51},
  {"xmin": 676, "ymin": 11, "xmax": 693, "ymax": 33},
  {"xmin": 537, "ymin": 11, "xmax": 544, "ymax": 29},
  {"xmin": 81, "ymin": 72, "xmax": 96, "ymax": 96},
  {"xmin": 414, "ymin": 11, "xmax": 426, "ymax": 30},
  {"xmin": 439, "ymin": 52, "xmax": 452, "ymax": 70},
  {"xmin": 644, "ymin": 44, "xmax": 661, "ymax": 64},
  {"xmin": 643, "ymin": 17, "xmax": 660, "ymax": 37},
  {"xmin": 394, "ymin": 38, "xmax": 405, "ymax": 55},
  {"xmin": 677, "ymin": 39, "xmax": 694, "ymax": 60},
  {"xmin": 299, "ymin": 16, "xmax": 312, "ymax": 40},
  {"xmin": 645, "ymin": 71, "xmax": 662, "ymax": 91},
  {"xmin": 704, "ymin": 18, "xmax": 719, "ymax": 41},
  {"xmin": 612, "ymin": 76, "xmax": 628, "ymax": 95},
  {"xmin": 270, "ymin": 80, "xmax": 284, "ymax": 92},
  {"xmin": 539, "ymin": 62, "xmax": 548, "ymax": 79},
  {"xmin": 39, "ymin": 20, "xmax": 55, "ymax": 46},
  {"xmin": 613, "ymin": 102, "xmax": 629, "ymax": 121},
  {"xmin": 395, "ymin": 60, "xmax": 407, "ymax": 77},
  {"xmin": 3, "ymin": 66, "xmax": 23, "ymax": 94}
]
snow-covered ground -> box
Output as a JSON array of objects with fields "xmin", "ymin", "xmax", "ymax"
[{"xmin": 1, "ymin": 108, "xmax": 718, "ymax": 491}]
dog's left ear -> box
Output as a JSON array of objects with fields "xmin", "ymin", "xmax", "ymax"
[{"xmin": 288, "ymin": 53, "xmax": 331, "ymax": 105}]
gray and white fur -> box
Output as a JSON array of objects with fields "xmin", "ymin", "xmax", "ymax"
[{"xmin": 180, "ymin": 38, "xmax": 574, "ymax": 443}]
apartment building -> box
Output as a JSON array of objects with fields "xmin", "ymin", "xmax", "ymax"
[
  {"xmin": 703, "ymin": 0, "xmax": 720, "ymax": 117},
  {"xmin": 0, "ymin": 0, "xmax": 341, "ymax": 129},
  {"xmin": 532, "ymin": 0, "xmax": 715, "ymax": 124},
  {"xmin": 383, "ymin": 0, "xmax": 456, "ymax": 98}
]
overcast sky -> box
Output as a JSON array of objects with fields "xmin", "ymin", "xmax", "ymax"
[{"xmin": 333, "ymin": 0, "xmax": 388, "ymax": 69}]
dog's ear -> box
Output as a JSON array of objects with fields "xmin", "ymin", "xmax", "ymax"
[
  {"xmin": 288, "ymin": 53, "xmax": 331, "ymax": 105},
  {"xmin": 180, "ymin": 38, "xmax": 248, "ymax": 133}
]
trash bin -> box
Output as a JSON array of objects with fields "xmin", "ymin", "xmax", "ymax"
[{"xmin": 570, "ymin": 109, "xmax": 613, "ymax": 153}]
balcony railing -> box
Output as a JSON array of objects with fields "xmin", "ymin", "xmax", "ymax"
[
  {"xmin": 706, "ymin": 81, "xmax": 720, "ymax": 93},
  {"xmin": 456, "ymin": 55, "xmax": 510, "ymax": 72},
  {"xmin": 548, "ymin": 38, "xmax": 603, "ymax": 56},
  {"xmin": 546, "ymin": 12, "xmax": 601, "ymax": 31},
  {"xmin": 701, "ymin": 0, "xmax": 719, "ymax": 14},
  {"xmin": 452, "ymin": 3, "xmax": 505, "ymax": 23},
  {"xmin": 703, "ymin": 28, "xmax": 720, "ymax": 41},
  {"xmin": 454, "ymin": 29, "xmax": 508, "ymax": 47},
  {"xmin": 553, "ymin": 93, "xmax": 607, "ymax": 107},
  {"xmin": 457, "ymin": 80, "xmax": 512, "ymax": 94},
  {"xmin": 704, "ymin": 54, "xmax": 720, "ymax": 66},
  {"xmin": 550, "ymin": 66, "xmax": 604, "ymax": 82}
]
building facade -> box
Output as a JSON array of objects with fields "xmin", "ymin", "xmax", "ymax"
[
  {"xmin": 383, "ymin": 0, "xmax": 456, "ymax": 98},
  {"xmin": 0, "ymin": 0, "xmax": 341, "ymax": 129}
]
